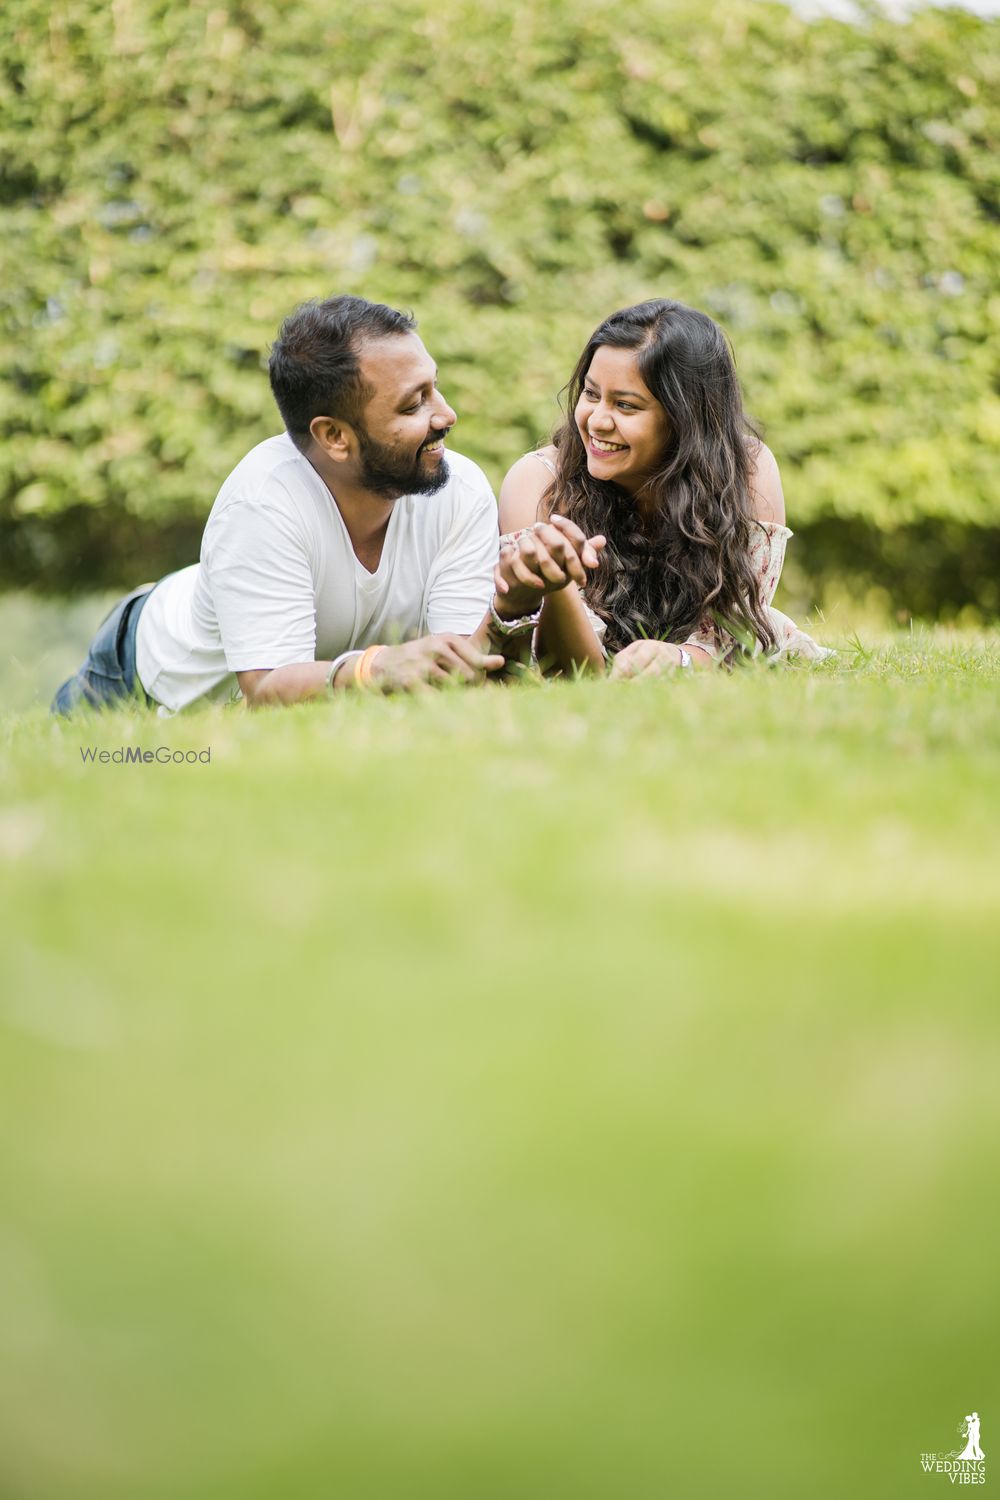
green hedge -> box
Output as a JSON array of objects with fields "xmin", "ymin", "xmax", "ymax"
[{"xmin": 2, "ymin": 0, "xmax": 998, "ymax": 607}]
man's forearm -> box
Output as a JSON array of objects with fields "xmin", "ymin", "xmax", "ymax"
[{"xmin": 240, "ymin": 657, "xmax": 357, "ymax": 707}]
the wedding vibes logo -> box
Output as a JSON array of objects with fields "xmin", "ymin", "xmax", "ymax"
[{"xmin": 920, "ymin": 1411, "xmax": 986, "ymax": 1485}]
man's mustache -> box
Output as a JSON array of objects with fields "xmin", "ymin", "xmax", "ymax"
[{"xmin": 420, "ymin": 428, "xmax": 453, "ymax": 452}]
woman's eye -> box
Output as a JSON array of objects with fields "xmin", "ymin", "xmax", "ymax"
[
  {"xmin": 583, "ymin": 389, "xmax": 598, "ymax": 402},
  {"xmin": 618, "ymin": 402, "xmax": 636, "ymax": 412}
]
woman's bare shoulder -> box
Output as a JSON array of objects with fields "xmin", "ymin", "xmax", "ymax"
[
  {"xmin": 499, "ymin": 447, "xmax": 558, "ymax": 531},
  {"xmin": 746, "ymin": 438, "xmax": 786, "ymax": 526}
]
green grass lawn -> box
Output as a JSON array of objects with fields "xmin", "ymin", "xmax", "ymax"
[{"xmin": 1, "ymin": 603, "xmax": 998, "ymax": 1499}]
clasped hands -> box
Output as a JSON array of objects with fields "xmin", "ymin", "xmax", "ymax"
[
  {"xmin": 493, "ymin": 515, "xmax": 606, "ymax": 618},
  {"xmin": 494, "ymin": 517, "xmax": 691, "ymax": 678}
]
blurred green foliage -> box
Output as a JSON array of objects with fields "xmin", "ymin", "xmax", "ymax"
[{"xmin": 1, "ymin": 0, "xmax": 998, "ymax": 607}]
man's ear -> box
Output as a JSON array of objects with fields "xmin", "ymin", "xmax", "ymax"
[{"xmin": 309, "ymin": 414, "xmax": 355, "ymax": 461}]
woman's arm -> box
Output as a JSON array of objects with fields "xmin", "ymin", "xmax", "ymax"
[
  {"xmin": 498, "ymin": 451, "xmax": 608, "ymax": 674},
  {"xmin": 535, "ymin": 585, "xmax": 613, "ymax": 675}
]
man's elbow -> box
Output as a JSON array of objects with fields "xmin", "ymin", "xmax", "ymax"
[{"xmin": 236, "ymin": 668, "xmax": 273, "ymax": 707}]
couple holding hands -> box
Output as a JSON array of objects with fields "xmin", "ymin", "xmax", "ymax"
[{"xmin": 53, "ymin": 292, "xmax": 827, "ymax": 717}]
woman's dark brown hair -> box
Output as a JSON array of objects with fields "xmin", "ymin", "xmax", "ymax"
[{"xmin": 546, "ymin": 299, "xmax": 777, "ymax": 654}]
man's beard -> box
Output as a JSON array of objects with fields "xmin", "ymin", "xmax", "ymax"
[{"xmin": 356, "ymin": 426, "xmax": 451, "ymax": 500}]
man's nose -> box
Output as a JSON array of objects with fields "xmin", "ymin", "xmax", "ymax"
[{"xmin": 431, "ymin": 394, "xmax": 457, "ymax": 429}]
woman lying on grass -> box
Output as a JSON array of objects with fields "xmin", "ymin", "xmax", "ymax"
[{"xmin": 493, "ymin": 299, "xmax": 829, "ymax": 676}]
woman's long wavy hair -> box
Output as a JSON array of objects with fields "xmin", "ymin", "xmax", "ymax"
[{"xmin": 545, "ymin": 299, "xmax": 776, "ymax": 655}]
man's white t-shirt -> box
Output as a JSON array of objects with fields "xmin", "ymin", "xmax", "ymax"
[{"xmin": 135, "ymin": 435, "xmax": 499, "ymax": 712}]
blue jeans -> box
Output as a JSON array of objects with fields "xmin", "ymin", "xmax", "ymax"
[{"xmin": 51, "ymin": 583, "xmax": 157, "ymax": 716}]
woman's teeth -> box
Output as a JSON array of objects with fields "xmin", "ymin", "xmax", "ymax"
[{"xmin": 590, "ymin": 436, "xmax": 627, "ymax": 453}]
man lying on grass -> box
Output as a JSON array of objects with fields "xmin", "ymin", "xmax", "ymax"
[{"xmin": 52, "ymin": 295, "xmax": 603, "ymax": 714}]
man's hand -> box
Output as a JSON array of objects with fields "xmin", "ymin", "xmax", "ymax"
[
  {"xmin": 369, "ymin": 634, "xmax": 505, "ymax": 691},
  {"xmin": 495, "ymin": 515, "xmax": 605, "ymax": 619},
  {"xmin": 609, "ymin": 640, "xmax": 687, "ymax": 679}
]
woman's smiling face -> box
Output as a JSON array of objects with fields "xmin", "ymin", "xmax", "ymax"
[{"xmin": 574, "ymin": 344, "xmax": 671, "ymax": 496}]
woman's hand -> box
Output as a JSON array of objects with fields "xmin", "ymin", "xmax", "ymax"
[
  {"xmin": 494, "ymin": 516, "xmax": 605, "ymax": 619},
  {"xmin": 609, "ymin": 639, "xmax": 688, "ymax": 679}
]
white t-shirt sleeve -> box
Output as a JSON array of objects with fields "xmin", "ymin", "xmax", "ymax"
[
  {"xmin": 424, "ymin": 469, "xmax": 499, "ymax": 634},
  {"xmin": 203, "ymin": 490, "xmax": 318, "ymax": 672}
]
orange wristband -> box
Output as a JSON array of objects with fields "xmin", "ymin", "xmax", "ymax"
[{"xmin": 353, "ymin": 645, "xmax": 385, "ymax": 689}]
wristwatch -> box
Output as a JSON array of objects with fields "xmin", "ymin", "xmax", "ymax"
[{"xmin": 489, "ymin": 597, "xmax": 541, "ymax": 637}]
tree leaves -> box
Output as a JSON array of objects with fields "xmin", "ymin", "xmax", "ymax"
[{"xmin": 1, "ymin": 0, "xmax": 998, "ymax": 604}]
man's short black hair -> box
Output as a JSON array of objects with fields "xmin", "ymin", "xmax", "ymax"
[{"xmin": 268, "ymin": 295, "xmax": 417, "ymax": 450}]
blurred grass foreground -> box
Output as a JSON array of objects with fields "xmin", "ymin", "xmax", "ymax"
[{"xmin": 2, "ymin": 632, "xmax": 999, "ymax": 1498}]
